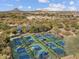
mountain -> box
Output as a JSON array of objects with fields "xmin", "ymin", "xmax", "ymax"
[{"xmin": 11, "ymin": 8, "xmax": 20, "ymax": 11}]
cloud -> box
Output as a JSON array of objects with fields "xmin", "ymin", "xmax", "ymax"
[
  {"xmin": 67, "ymin": 6, "xmax": 77, "ymax": 11},
  {"xmin": 69, "ymin": 1, "xmax": 74, "ymax": 5},
  {"xmin": 45, "ymin": 3, "xmax": 66, "ymax": 11},
  {"xmin": 38, "ymin": 0, "xmax": 49, "ymax": 3},
  {"xmin": 28, "ymin": 6, "xmax": 31, "ymax": 9},
  {"xmin": 49, "ymin": 3, "xmax": 65, "ymax": 8},
  {"xmin": 36, "ymin": 3, "xmax": 78, "ymax": 11},
  {"xmin": 16, "ymin": 0, "xmax": 20, "ymax": 2},
  {"xmin": 2, "ymin": 0, "xmax": 20, "ymax": 2},
  {"xmin": 5, "ymin": 4, "xmax": 14, "ymax": 7},
  {"xmin": 18, "ymin": 6, "xmax": 23, "ymax": 9}
]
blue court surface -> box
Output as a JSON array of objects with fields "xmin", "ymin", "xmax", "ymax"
[{"xmin": 10, "ymin": 33, "xmax": 65, "ymax": 59}]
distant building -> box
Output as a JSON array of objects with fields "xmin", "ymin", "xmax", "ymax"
[
  {"xmin": 26, "ymin": 23, "xmax": 31, "ymax": 32},
  {"xmin": 17, "ymin": 25, "xmax": 22, "ymax": 33}
]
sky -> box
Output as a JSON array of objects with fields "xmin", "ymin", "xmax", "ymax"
[{"xmin": 0, "ymin": 0, "xmax": 79, "ymax": 11}]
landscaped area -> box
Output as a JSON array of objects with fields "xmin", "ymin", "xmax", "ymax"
[{"xmin": 0, "ymin": 9, "xmax": 79, "ymax": 59}]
